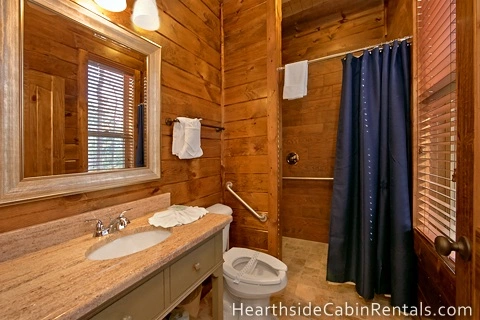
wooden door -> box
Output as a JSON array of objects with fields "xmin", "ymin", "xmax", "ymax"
[
  {"xmin": 455, "ymin": 0, "xmax": 478, "ymax": 317},
  {"xmin": 413, "ymin": 0, "xmax": 477, "ymax": 318},
  {"xmin": 23, "ymin": 69, "xmax": 65, "ymax": 177}
]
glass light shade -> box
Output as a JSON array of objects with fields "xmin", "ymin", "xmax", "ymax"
[
  {"xmin": 94, "ymin": 0, "xmax": 127, "ymax": 12},
  {"xmin": 132, "ymin": 0, "xmax": 160, "ymax": 31}
]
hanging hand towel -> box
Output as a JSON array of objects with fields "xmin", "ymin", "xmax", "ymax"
[
  {"xmin": 148, "ymin": 205, "xmax": 208, "ymax": 228},
  {"xmin": 172, "ymin": 117, "xmax": 203, "ymax": 159},
  {"xmin": 172, "ymin": 118, "xmax": 185, "ymax": 156},
  {"xmin": 282, "ymin": 60, "xmax": 308, "ymax": 100}
]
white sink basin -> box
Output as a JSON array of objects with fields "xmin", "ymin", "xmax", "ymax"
[{"xmin": 87, "ymin": 229, "xmax": 171, "ymax": 260}]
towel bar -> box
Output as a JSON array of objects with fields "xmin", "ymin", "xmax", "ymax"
[{"xmin": 165, "ymin": 118, "xmax": 225, "ymax": 132}]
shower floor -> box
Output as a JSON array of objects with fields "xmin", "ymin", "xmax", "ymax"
[{"xmin": 195, "ymin": 237, "xmax": 413, "ymax": 320}]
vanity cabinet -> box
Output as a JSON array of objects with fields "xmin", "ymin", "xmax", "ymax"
[
  {"xmin": 88, "ymin": 232, "xmax": 223, "ymax": 320},
  {"xmin": 170, "ymin": 236, "xmax": 216, "ymax": 302},
  {"xmin": 90, "ymin": 271, "xmax": 165, "ymax": 320}
]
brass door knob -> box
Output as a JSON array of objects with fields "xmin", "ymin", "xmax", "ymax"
[{"xmin": 434, "ymin": 235, "xmax": 472, "ymax": 261}]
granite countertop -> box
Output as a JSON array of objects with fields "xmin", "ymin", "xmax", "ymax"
[{"xmin": 0, "ymin": 212, "xmax": 231, "ymax": 320}]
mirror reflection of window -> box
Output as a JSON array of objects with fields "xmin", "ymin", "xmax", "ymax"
[
  {"xmin": 23, "ymin": 1, "xmax": 149, "ymax": 177},
  {"xmin": 87, "ymin": 60, "xmax": 135, "ymax": 171}
]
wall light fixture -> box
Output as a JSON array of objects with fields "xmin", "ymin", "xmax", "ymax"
[{"xmin": 94, "ymin": 0, "xmax": 160, "ymax": 31}]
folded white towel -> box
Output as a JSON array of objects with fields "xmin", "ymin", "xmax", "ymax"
[
  {"xmin": 148, "ymin": 205, "xmax": 208, "ymax": 228},
  {"xmin": 172, "ymin": 117, "xmax": 203, "ymax": 159},
  {"xmin": 283, "ymin": 60, "xmax": 308, "ymax": 100}
]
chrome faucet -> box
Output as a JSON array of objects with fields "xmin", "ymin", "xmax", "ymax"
[
  {"xmin": 86, "ymin": 210, "xmax": 131, "ymax": 237},
  {"xmin": 88, "ymin": 219, "xmax": 109, "ymax": 237},
  {"xmin": 107, "ymin": 211, "xmax": 131, "ymax": 233}
]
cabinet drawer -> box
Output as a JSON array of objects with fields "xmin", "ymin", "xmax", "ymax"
[
  {"xmin": 90, "ymin": 270, "xmax": 164, "ymax": 320},
  {"xmin": 170, "ymin": 237, "xmax": 217, "ymax": 301}
]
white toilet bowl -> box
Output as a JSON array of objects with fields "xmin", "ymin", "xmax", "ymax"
[
  {"xmin": 223, "ymin": 247, "xmax": 287, "ymax": 299},
  {"xmin": 206, "ymin": 204, "xmax": 288, "ymax": 320}
]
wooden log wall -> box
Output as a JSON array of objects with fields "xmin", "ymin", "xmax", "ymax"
[
  {"xmin": 222, "ymin": 0, "xmax": 281, "ymax": 257},
  {"xmin": 0, "ymin": 0, "xmax": 222, "ymax": 232},
  {"xmin": 223, "ymin": 0, "xmax": 270, "ymax": 253},
  {"xmin": 281, "ymin": 4, "xmax": 386, "ymax": 242},
  {"xmin": 385, "ymin": 0, "xmax": 413, "ymax": 41}
]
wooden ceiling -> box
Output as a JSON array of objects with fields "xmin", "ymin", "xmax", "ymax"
[{"xmin": 282, "ymin": 0, "xmax": 384, "ymax": 30}]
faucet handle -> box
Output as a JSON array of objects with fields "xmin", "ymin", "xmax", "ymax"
[
  {"xmin": 118, "ymin": 211, "xmax": 130, "ymax": 229},
  {"xmin": 85, "ymin": 219, "xmax": 108, "ymax": 237}
]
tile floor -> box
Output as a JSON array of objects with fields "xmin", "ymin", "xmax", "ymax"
[{"xmin": 194, "ymin": 237, "xmax": 413, "ymax": 320}]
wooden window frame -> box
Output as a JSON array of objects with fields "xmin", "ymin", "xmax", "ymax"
[{"xmin": 82, "ymin": 53, "xmax": 143, "ymax": 171}]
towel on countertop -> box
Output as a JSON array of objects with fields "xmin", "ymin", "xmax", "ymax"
[
  {"xmin": 148, "ymin": 205, "xmax": 208, "ymax": 228},
  {"xmin": 282, "ymin": 60, "xmax": 308, "ymax": 100},
  {"xmin": 172, "ymin": 117, "xmax": 203, "ymax": 159}
]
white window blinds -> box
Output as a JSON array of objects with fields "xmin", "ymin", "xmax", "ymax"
[
  {"xmin": 416, "ymin": 0, "xmax": 457, "ymax": 245},
  {"xmin": 87, "ymin": 60, "xmax": 135, "ymax": 171}
]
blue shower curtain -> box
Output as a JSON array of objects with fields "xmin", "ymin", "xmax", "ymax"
[{"xmin": 326, "ymin": 40, "xmax": 416, "ymax": 308}]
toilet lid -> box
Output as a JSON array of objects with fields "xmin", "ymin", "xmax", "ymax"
[{"xmin": 223, "ymin": 247, "xmax": 287, "ymax": 285}]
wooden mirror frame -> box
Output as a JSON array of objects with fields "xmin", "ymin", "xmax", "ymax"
[{"xmin": 0, "ymin": 0, "xmax": 161, "ymax": 206}]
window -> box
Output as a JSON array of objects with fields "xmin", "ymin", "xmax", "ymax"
[
  {"xmin": 87, "ymin": 60, "xmax": 135, "ymax": 171},
  {"xmin": 415, "ymin": 0, "xmax": 457, "ymax": 250}
]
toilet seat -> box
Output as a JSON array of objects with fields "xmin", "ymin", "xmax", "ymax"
[{"xmin": 223, "ymin": 247, "xmax": 287, "ymax": 286}]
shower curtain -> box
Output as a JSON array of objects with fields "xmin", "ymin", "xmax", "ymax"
[{"xmin": 326, "ymin": 40, "xmax": 416, "ymax": 308}]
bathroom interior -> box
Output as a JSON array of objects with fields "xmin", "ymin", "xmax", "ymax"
[{"xmin": 1, "ymin": 0, "xmax": 479, "ymax": 319}]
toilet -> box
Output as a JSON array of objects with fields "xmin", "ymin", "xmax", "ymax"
[{"xmin": 206, "ymin": 204, "xmax": 288, "ymax": 320}]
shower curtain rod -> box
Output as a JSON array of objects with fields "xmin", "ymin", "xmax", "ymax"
[{"xmin": 277, "ymin": 35, "xmax": 413, "ymax": 71}]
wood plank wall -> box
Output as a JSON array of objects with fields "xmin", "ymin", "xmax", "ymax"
[
  {"xmin": 222, "ymin": 0, "xmax": 282, "ymax": 257},
  {"xmin": 385, "ymin": 0, "xmax": 413, "ymax": 41},
  {"xmin": 281, "ymin": 4, "xmax": 386, "ymax": 242},
  {"xmin": 0, "ymin": 0, "xmax": 222, "ymax": 233},
  {"xmin": 222, "ymin": 0, "xmax": 271, "ymax": 253}
]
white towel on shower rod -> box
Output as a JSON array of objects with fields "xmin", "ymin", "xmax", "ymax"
[
  {"xmin": 283, "ymin": 60, "xmax": 308, "ymax": 100},
  {"xmin": 172, "ymin": 117, "xmax": 203, "ymax": 159}
]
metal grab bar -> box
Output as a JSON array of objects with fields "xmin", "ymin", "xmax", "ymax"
[
  {"xmin": 283, "ymin": 177, "xmax": 334, "ymax": 181},
  {"xmin": 225, "ymin": 182, "xmax": 267, "ymax": 222}
]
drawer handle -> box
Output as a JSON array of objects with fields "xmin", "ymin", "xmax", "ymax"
[
  {"xmin": 193, "ymin": 262, "xmax": 201, "ymax": 271},
  {"xmin": 122, "ymin": 316, "xmax": 132, "ymax": 320}
]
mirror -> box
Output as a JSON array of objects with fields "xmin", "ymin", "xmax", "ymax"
[
  {"xmin": 24, "ymin": 1, "xmax": 149, "ymax": 177},
  {"xmin": 0, "ymin": 0, "xmax": 161, "ymax": 205}
]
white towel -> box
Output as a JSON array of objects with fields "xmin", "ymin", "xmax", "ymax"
[
  {"xmin": 149, "ymin": 205, "xmax": 208, "ymax": 228},
  {"xmin": 283, "ymin": 60, "xmax": 308, "ymax": 100},
  {"xmin": 172, "ymin": 118, "xmax": 185, "ymax": 156},
  {"xmin": 172, "ymin": 117, "xmax": 203, "ymax": 159}
]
